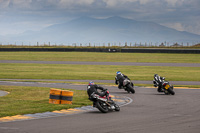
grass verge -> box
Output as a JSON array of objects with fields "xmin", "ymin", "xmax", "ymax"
[
  {"xmin": 0, "ymin": 85, "xmax": 91, "ymax": 118},
  {"xmin": 0, "ymin": 52, "xmax": 200, "ymax": 63},
  {"xmin": 0, "ymin": 63, "xmax": 199, "ymax": 81}
]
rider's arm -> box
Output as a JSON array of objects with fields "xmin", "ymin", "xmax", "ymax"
[
  {"xmin": 95, "ymin": 85, "xmax": 107, "ymax": 97},
  {"xmin": 160, "ymin": 77, "xmax": 165, "ymax": 82},
  {"xmin": 123, "ymin": 74, "xmax": 130, "ymax": 80},
  {"xmin": 115, "ymin": 77, "xmax": 118, "ymax": 84},
  {"xmin": 97, "ymin": 85, "xmax": 106, "ymax": 91}
]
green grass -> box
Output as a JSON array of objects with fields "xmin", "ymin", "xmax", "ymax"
[
  {"xmin": 0, "ymin": 85, "xmax": 91, "ymax": 118},
  {"xmin": 0, "ymin": 52, "xmax": 200, "ymax": 63},
  {"xmin": 0, "ymin": 63, "xmax": 199, "ymax": 81},
  {"xmin": 0, "ymin": 51, "xmax": 199, "ymax": 117}
]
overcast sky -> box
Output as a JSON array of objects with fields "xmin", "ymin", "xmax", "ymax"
[{"xmin": 0, "ymin": 0, "xmax": 200, "ymax": 35}]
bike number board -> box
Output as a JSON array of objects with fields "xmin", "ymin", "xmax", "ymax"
[{"xmin": 165, "ymin": 84, "xmax": 170, "ymax": 90}]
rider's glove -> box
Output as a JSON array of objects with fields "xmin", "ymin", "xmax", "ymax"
[{"xmin": 104, "ymin": 89, "xmax": 108, "ymax": 92}]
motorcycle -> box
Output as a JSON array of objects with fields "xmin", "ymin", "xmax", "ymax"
[
  {"xmin": 89, "ymin": 90, "xmax": 120, "ymax": 113},
  {"xmin": 122, "ymin": 78, "xmax": 135, "ymax": 94},
  {"xmin": 153, "ymin": 79, "xmax": 175, "ymax": 95}
]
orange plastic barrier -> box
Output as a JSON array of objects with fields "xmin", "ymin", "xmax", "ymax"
[
  {"xmin": 49, "ymin": 89, "xmax": 73, "ymax": 104},
  {"xmin": 61, "ymin": 90, "xmax": 73, "ymax": 104},
  {"xmin": 49, "ymin": 88, "xmax": 61, "ymax": 104}
]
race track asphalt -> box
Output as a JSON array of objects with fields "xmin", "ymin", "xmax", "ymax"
[
  {"xmin": 0, "ymin": 60, "xmax": 200, "ymax": 133},
  {"xmin": 0, "ymin": 81, "xmax": 200, "ymax": 133}
]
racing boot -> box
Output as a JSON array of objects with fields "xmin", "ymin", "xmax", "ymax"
[
  {"xmin": 157, "ymin": 87, "xmax": 164, "ymax": 92},
  {"xmin": 93, "ymin": 102, "xmax": 96, "ymax": 107}
]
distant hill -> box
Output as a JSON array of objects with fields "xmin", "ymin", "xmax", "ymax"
[{"xmin": 1, "ymin": 16, "xmax": 200, "ymax": 45}]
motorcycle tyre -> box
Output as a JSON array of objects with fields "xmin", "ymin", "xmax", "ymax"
[
  {"xmin": 128, "ymin": 84, "xmax": 135, "ymax": 94},
  {"xmin": 168, "ymin": 88, "xmax": 175, "ymax": 95},
  {"xmin": 96, "ymin": 101, "xmax": 109, "ymax": 113},
  {"xmin": 114, "ymin": 104, "xmax": 120, "ymax": 111},
  {"xmin": 164, "ymin": 90, "xmax": 169, "ymax": 95}
]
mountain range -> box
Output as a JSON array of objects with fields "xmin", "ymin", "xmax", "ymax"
[{"xmin": 1, "ymin": 16, "xmax": 200, "ymax": 45}]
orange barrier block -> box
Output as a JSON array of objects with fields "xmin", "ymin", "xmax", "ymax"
[
  {"xmin": 60, "ymin": 90, "xmax": 73, "ymax": 104},
  {"xmin": 49, "ymin": 88, "xmax": 61, "ymax": 104}
]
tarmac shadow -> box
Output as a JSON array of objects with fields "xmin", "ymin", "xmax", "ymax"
[
  {"xmin": 86, "ymin": 111, "xmax": 115, "ymax": 114},
  {"xmin": 153, "ymin": 93, "xmax": 175, "ymax": 96},
  {"xmin": 111, "ymin": 91, "xmax": 130, "ymax": 94}
]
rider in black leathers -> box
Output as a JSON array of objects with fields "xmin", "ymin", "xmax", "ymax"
[
  {"xmin": 153, "ymin": 74, "xmax": 165, "ymax": 92},
  {"xmin": 87, "ymin": 81, "xmax": 112, "ymax": 107},
  {"xmin": 115, "ymin": 71, "xmax": 130, "ymax": 89},
  {"xmin": 87, "ymin": 81, "xmax": 108, "ymax": 99}
]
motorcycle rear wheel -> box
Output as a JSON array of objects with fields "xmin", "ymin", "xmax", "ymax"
[
  {"xmin": 128, "ymin": 84, "xmax": 135, "ymax": 94},
  {"xmin": 96, "ymin": 101, "xmax": 109, "ymax": 113}
]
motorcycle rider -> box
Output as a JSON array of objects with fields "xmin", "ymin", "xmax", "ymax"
[
  {"xmin": 87, "ymin": 81, "xmax": 109, "ymax": 106},
  {"xmin": 153, "ymin": 74, "xmax": 165, "ymax": 92},
  {"xmin": 115, "ymin": 71, "xmax": 130, "ymax": 89}
]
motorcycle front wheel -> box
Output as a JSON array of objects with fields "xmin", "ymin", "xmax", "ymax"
[
  {"xmin": 96, "ymin": 101, "xmax": 109, "ymax": 113},
  {"xmin": 168, "ymin": 88, "xmax": 175, "ymax": 95},
  {"xmin": 114, "ymin": 104, "xmax": 120, "ymax": 111}
]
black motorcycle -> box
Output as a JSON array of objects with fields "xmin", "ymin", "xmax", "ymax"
[
  {"xmin": 153, "ymin": 79, "xmax": 175, "ymax": 95},
  {"xmin": 122, "ymin": 78, "xmax": 135, "ymax": 94},
  {"xmin": 89, "ymin": 91, "xmax": 120, "ymax": 113}
]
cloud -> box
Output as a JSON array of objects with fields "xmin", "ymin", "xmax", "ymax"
[
  {"xmin": 59, "ymin": 0, "xmax": 94, "ymax": 6},
  {"xmin": 0, "ymin": 0, "xmax": 95, "ymax": 10},
  {"xmin": 164, "ymin": 22, "xmax": 185, "ymax": 31},
  {"xmin": 0, "ymin": 0, "xmax": 9, "ymax": 9},
  {"xmin": 0, "ymin": 0, "xmax": 199, "ymax": 35},
  {"xmin": 102, "ymin": 0, "xmax": 154, "ymax": 8},
  {"xmin": 165, "ymin": 0, "xmax": 188, "ymax": 7},
  {"xmin": 185, "ymin": 22, "xmax": 200, "ymax": 35},
  {"xmin": 0, "ymin": 0, "xmax": 32, "ymax": 9},
  {"xmin": 102, "ymin": 0, "xmax": 136, "ymax": 7}
]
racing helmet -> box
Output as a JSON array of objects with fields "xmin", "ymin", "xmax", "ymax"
[
  {"xmin": 116, "ymin": 71, "xmax": 121, "ymax": 75},
  {"xmin": 154, "ymin": 74, "xmax": 158, "ymax": 77},
  {"xmin": 88, "ymin": 81, "xmax": 94, "ymax": 85}
]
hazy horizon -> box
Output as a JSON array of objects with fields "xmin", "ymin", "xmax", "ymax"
[{"xmin": 0, "ymin": 0, "xmax": 200, "ymax": 45}]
